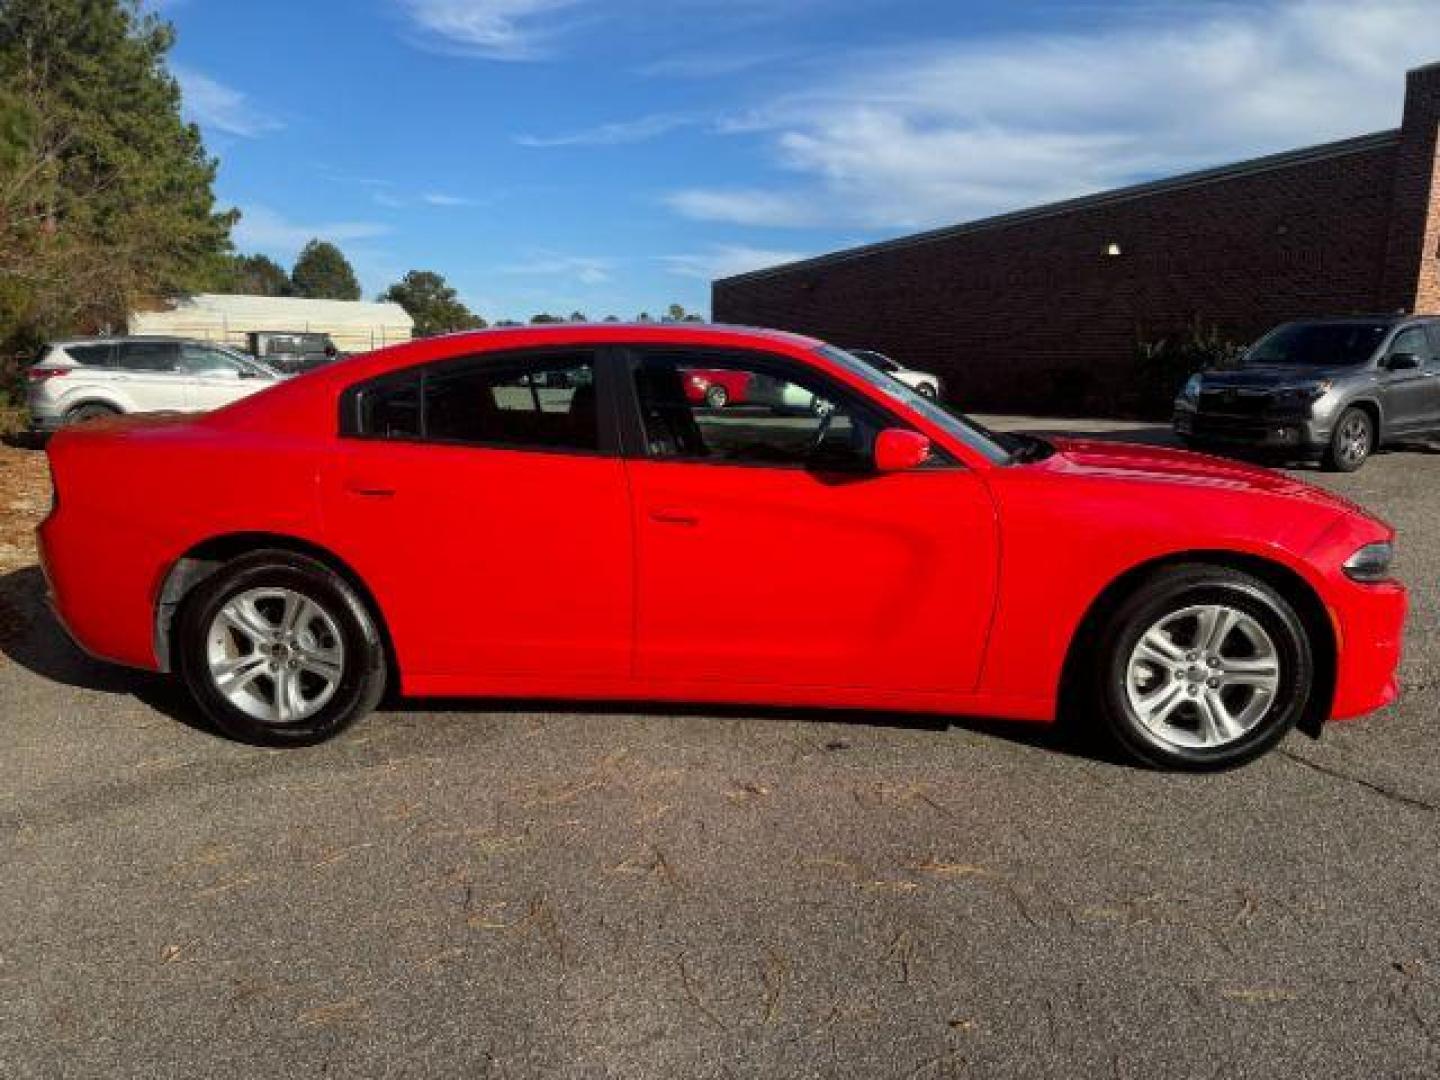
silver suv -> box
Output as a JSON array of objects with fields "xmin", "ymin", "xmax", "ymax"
[
  {"xmin": 27, "ymin": 337, "xmax": 283, "ymax": 431},
  {"xmin": 1173, "ymin": 316, "xmax": 1440, "ymax": 471}
]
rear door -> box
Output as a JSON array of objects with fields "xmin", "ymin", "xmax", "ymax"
[
  {"xmin": 114, "ymin": 341, "xmax": 189, "ymax": 412},
  {"xmin": 1378, "ymin": 326, "xmax": 1440, "ymax": 433},
  {"xmin": 321, "ymin": 347, "xmax": 634, "ymax": 683},
  {"xmin": 620, "ymin": 346, "xmax": 999, "ymax": 695}
]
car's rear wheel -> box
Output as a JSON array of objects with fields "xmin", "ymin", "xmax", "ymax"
[
  {"xmin": 1093, "ymin": 565, "xmax": 1313, "ymax": 770},
  {"xmin": 1324, "ymin": 407, "xmax": 1374, "ymax": 472},
  {"xmin": 175, "ymin": 550, "xmax": 386, "ymax": 746},
  {"xmin": 704, "ymin": 384, "xmax": 729, "ymax": 408},
  {"xmin": 65, "ymin": 402, "xmax": 119, "ymax": 425}
]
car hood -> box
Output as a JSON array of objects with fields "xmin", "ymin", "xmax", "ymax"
[
  {"xmin": 1198, "ymin": 365, "xmax": 1356, "ymax": 388},
  {"xmin": 1040, "ymin": 437, "xmax": 1375, "ymax": 517}
]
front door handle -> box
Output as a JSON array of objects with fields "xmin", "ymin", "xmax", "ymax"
[{"xmin": 649, "ymin": 508, "xmax": 699, "ymax": 526}]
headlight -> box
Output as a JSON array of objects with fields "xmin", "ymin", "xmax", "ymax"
[
  {"xmin": 1343, "ymin": 541, "xmax": 1395, "ymax": 583},
  {"xmin": 1179, "ymin": 374, "xmax": 1202, "ymax": 403},
  {"xmin": 1277, "ymin": 379, "xmax": 1333, "ymax": 403}
]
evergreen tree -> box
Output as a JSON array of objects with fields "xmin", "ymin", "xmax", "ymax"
[
  {"xmin": 0, "ymin": 0, "xmax": 235, "ymax": 345},
  {"xmin": 380, "ymin": 270, "xmax": 484, "ymax": 337},
  {"xmin": 291, "ymin": 239, "xmax": 360, "ymax": 301},
  {"xmin": 225, "ymin": 253, "xmax": 291, "ymax": 296}
]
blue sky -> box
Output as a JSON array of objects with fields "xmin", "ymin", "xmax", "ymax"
[{"xmin": 163, "ymin": 0, "xmax": 1440, "ymax": 322}]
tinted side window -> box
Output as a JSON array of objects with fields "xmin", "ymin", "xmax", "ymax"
[
  {"xmin": 358, "ymin": 374, "xmax": 422, "ymax": 439},
  {"xmin": 65, "ymin": 344, "xmax": 114, "ymax": 367},
  {"xmin": 631, "ymin": 350, "xmax": 895, "ymax": 471},
  {"xmin": 425, "ymin": 352, "xmax": 597, "ymax": 451},
  {"xmin": 1426, "ymin": 324, "xmax": 1440, "ymax": 369},
  {"xmin": 118, "ymin": 342, "xmax": 179, "ymax": 372},
  {"xmin": 1388, "ymin": 328, "xmax": 1433, "ymax": 371},
  {"xmin": 347, "ymin": 350, "xmax": 600, "ymax": 452}
]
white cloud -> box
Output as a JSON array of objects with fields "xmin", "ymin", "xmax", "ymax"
[
  {"xmin": 173, "ymin": 66, "xmax": 282, "ymax": 138},
  {"xmin": 501, "ymin": 252, "xmax": 616, "ymax": 286},
  {"xmin": 662, "ymin": 245, "xmax": 808, "ymax": 281},
  {"xmin": 516, "ymin": 113, "xmax": 695, "ymax": 148},
  {"xmin": 421, "ymin": 192, "xmax": 475, "ymax": 206},
  {"xmin": 397, "ymin": 0, "xmax": 589, "ymax": 59},
  {"xmin": 232, "ymin": 205, "xmax": 391, "ymax": 256},
  {"xmin": 664, "ymin": 188, "xmax": 823, "ymax": 228},
  {"xmin": 672, "ymin": 0, "xmax": 1440, "ymax": 232}
]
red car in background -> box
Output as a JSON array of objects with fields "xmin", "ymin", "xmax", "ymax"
[
  {"xmin": 38, "ymin": 324, "xmax": 1405, "ymax": 770},
  {"xmin": 681, "ymin": 367, "xmax": 752, "ymax": 408}
]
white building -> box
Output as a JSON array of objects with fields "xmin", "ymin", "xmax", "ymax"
[{"xmin": 129, "ymin": 294, "xmax": 414, "ymax": 355}]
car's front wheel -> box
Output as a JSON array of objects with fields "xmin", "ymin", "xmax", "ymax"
[
  {"xmin": 175, "ymin": 550, "xmax": 387, "ymax": 746},
  {"xmin": 1324, "ymin": 407, "xmax": 1374, "ymax": 472},
  {"xmin": 1092, "ymin": 565, "xmax": 1313, "ymax": 770}
]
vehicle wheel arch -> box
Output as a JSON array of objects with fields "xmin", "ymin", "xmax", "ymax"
[
  {"xmin": 1058, "ymin": 550, "xmax": 1337, "ymax": 740},
  {"xmin": 155, "ymin": 532, "xmax": 398, "ymax": 688},
  {"xmin": 63, "ymin": 397, "xmax": 125, "ymax": 418},
  {"xmin": 1348, "ymin": 398, "xmax": 1383, "ymax": 441}
]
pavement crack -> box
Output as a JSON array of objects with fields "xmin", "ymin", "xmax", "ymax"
[{"xmin": 1278, "ymin": 749, "xmax": 1439, "ymax": 815}]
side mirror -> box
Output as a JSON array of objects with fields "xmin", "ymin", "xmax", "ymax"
[
  {"xmin": 1386, "ymin": 352, "xmax": 1422, "ymax": 371},
  {"xmin": 873, "ymin": 429, "xmax": 932, "ymax": 472}
]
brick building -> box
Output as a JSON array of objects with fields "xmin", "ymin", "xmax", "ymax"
[{"xmin": 712, "ymin": 62, "xmax": 1440, "ymax": 416}]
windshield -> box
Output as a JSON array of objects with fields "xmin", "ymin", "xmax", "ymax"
[
  {"xmin": 1244, "ymin": 321, "xmax": 1391, "ymax": 368},
  {"xmin": 817, "ymin": 346, "xmax": 1017, "ymax": 464}
]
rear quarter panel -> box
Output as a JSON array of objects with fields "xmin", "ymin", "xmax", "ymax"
[{"xmin": 42, "ymin": 421, "xmax": 329, "ymax": 669}]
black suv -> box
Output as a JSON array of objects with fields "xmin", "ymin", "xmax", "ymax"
[{"xmin": 1173, "ymin": 316, "xmax": 1440, "ymax": 471}]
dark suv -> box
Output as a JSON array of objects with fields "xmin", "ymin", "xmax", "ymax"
[{"xmin": 1173, "ymin": 316, "xmax": 1440, "ymax": 471}]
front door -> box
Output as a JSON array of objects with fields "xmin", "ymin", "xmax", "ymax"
[
  {"xmin": 178, "ymin": 343, "xmax": 266, "ymax": 412},
  {"xmin": 1378, "ymin": 326, "xmax": 1440, "ymax": 434},
  {"xmin": 622, "ymin": 347, "xmax": 999, "ymax": 695},
  {"xmin": 321, "ymin": 347, "xmax": 633, "ymax": 683}
]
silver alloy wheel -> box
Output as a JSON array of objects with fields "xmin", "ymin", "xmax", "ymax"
[
  {"xmin": 1124, "ymin": 604, "xmax": 1282, "ymax": 750},
  {"xmin": 1337, "ymin": 413, "xmax": 1371, "ymax": 467},
  {"xmin": 205, "ymin": 587, "xmax": 345, "ymax": 724}
]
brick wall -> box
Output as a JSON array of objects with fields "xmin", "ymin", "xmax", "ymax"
[{"xmin": 713, "ymin": 66, "xmax": 1440, "ymax": 417}]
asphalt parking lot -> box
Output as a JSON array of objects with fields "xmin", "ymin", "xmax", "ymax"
[{"xmin": 2, "ymin": 420, "xmax": 1438, "ymax": 1079}]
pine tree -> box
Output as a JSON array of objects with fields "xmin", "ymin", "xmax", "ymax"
[{"xmin": 291, "ymin": 240, "xmax": 361, "ymax": 301}]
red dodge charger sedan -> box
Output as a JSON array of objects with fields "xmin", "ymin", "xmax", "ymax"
[{"xmin": 38, "ymin": 324, "xmax": 1406, "ymax": 769}]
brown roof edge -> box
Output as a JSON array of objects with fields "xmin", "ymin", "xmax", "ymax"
[{"xmin": 714, "ymin": 129, "xmax": 1403, "ymax": 287}]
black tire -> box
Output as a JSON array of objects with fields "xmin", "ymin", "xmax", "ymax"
[
  {"xmin": 704, "ymin": 384, "xmax": 729, "ymax": 408},
  {"xmin": 1091, "ymin": 565, "xmax": 1313, "ymax": 771},
  {"xmin": 65, "ymin": 402, "xmax": 119, "ymax": 425},
  {"xmin": 174, "ymin": 550, "xmax": 387, "ymax": 746},
  {"xmin": 916, "ymin": 383, "xmax": 938, "ymax": 399},
  {"xmin": 1324, "ymin": 407, "xmax": 1374, "ymax": 472}
]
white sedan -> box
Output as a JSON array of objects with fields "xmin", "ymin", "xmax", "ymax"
[{"xmin": 847, "ymin": 349, "xmax": 943, "ymax": 399}]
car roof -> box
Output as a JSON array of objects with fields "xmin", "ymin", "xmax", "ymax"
[
  {"xmin": 48, "ymin": 335, "xmax": 234, "ymax": 347},
  {"xmin": 422, "ymin": 322, "xmax": 823, "ymax": 348}
]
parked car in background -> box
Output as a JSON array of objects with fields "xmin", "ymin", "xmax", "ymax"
[
  {"xmin": 848, "ymin": 348, "xmax": 943, "ymax": 399},
  {"xmin": 681, "ymin": 367, "xmax": 753, "ymax": 408},
  {"xmin": 39, "ymin": 325, "xmax": 1404, "ymax": 772},
  {"xmin": 245, "ymin": 331, "xmax": 343, "ymax": 375},
  {"xmin": 1174, "ymin": 316, "xmax": 1440, "ymax": 471},
  {"xmin": 26, "ymin": 337, "xmax": 281, "ymax": 430}
]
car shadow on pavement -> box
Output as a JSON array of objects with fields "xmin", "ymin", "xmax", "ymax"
[
  {"xmin": 0, "ymin": 565, "xmax": 217, "ymax": 737},
  {"xmin": 0, "ymin": 563, "xmax": 1122, "ymax": 766}
]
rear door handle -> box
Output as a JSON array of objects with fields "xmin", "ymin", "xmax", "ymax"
[
  {"xmin": 345, "ymin": 479, "xmax": 396, "ymax": 498},
  {"xmin": 649, "ymin": 508, "xmax": 699, "ymax": 526}
]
